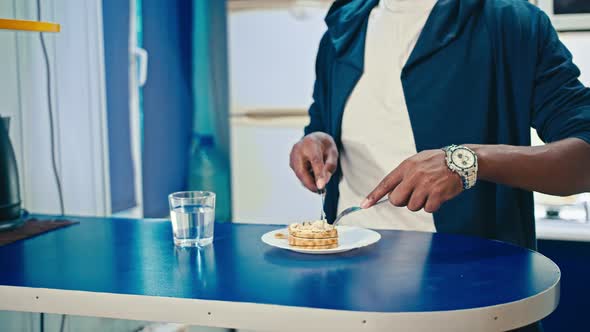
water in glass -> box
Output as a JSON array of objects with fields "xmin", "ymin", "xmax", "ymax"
[{"xmin": 170, "ymin": 204, "xmax": 214, "ymax": 247}]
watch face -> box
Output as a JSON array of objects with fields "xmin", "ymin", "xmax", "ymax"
[{"xmin": 451, "ymin": 148, "xmax": 475, "ymax": 169}]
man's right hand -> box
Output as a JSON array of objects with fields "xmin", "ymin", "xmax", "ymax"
[{"xmin": 289, "ymin": 132, "xmax": 338, "ymax": 192}]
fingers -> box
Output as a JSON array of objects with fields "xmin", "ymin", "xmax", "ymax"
[
  {"xmin": 424, "ymin": 196, "xmax": 443, "ymax": 213},
  {"xmin": 289, "ymin": 149, "xmax": 317, "ymax": 192},
  {"xmin": 424, "ymin": 186, "xmax": 446, "ymax": 213},
  {"xmin": 363, "ymin": 174, "xmax": 447, "ymax": 213},
  {"xmin": 305, "ymin": 143, "xmax": 326, "ymax": 190},
  {"xmin": 319, "ymin": 146, "xmax": 338, "ymax": 189},
  {"xmin": 289, "ymin": 133, "xmax": 339, "ymax": 192},
  {"xmin": 362, "ymin": 167, "xmax": 403, "ymax": 208},
  {"xmin": 388, "ymin": 179, "xmax": 413, "ymax": 207},
  {"xmin": 363, "ymin": 163, "xmax": 432, "ymax": 212},
  {"xmin": 361, "ymin": 148, "xmax": 464, "ymax": 213},
  {"xmin": 407, "ymin": 189, "xmax": 428, "ymax": 212}
]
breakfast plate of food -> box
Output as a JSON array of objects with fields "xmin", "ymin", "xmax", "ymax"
[{"xmin": 261, "ymin": 220, "xmax": 381, "ymax": 254}]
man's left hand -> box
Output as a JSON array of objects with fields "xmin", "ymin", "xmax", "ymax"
[{"xmin": 361, "ymin": 150, "xmax": 463, "ymax": 213}]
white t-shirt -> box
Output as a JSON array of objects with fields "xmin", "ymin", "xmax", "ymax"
[{"xmin": 337, "ymin": 0, "xmax": 437, "ymax": 231}]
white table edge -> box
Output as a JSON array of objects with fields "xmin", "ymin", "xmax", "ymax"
[{"xmin": 0, "ymin": 280, "xmax": 559, "ymax": 332}]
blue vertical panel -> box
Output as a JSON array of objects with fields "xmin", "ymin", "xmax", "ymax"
[
  {"xmin": 207, "ymin": 0, "xmax": 230, "ymax": 159},
  {"xmin": 193, "ymin": 0, "xmax": 230, "ymax": 155},
  {"xmin": 190, "ymin": 0, "xmax": 232, "ymax": 221},
  {"xmin": 141, "ymin": 0, "xmax": 193, "ymax": 217},
  {"xmin": 102, "ymin": 0, "xmax": 136, "ymax": 213}
]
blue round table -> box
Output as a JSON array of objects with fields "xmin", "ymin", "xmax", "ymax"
[{"xmin": 0, "ymin": 217, "xmax": 560, "ymax": 331}]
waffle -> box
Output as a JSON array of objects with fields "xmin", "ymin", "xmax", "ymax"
[
  {"xmin": 288, "ymin": 220, "xmax": 338, "ymax": 239},
  {"xmin": 289, "ymin": 236, "xmax": 338, "ymax": 247},
  {"xmin": 289, "ymin": 243, "xmax": 338, "ymax": 249},
  {"xmin": 288, "ymin": 220, "xmax": 338, "ymax": 249}
]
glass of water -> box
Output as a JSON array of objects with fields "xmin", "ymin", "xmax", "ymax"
[{"xmin": 168, "ymin": 191, "xmax": 215, "ymax": 247}]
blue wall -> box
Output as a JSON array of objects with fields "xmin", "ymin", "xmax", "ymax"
[{"xmin": 102, "ymin": 0, "xmax": 136, "ymax": 213}]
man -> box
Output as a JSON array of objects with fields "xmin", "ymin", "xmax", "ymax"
[{"xmin": 289, "ymin": 0, "xmax": 590, "ymax": 330}]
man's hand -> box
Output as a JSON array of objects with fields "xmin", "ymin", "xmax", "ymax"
[
  {"xmin": 362, "ymin": 150, "xmax": 463, "ymax": 213},
  {"xmin": 290, "ymin": 132, "xmax": 338, "ymax": 192}
]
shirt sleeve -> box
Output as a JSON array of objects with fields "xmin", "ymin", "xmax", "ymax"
[
  {"xmin": 304, "ymin": 32, "xmax": 331, "ymax": 136},
  {"xmin": 531, "ymin": 11, "xmax": 590, "ymax": 145}
]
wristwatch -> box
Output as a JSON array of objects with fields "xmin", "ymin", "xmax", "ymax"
[{"xmin": 442, "ymin": 145, "xmax": 478, "ymax": 190}]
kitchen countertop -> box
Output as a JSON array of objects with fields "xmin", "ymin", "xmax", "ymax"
[{"xmin": 536, "ymin": 218, "xmax": 590, "ymax": 242}]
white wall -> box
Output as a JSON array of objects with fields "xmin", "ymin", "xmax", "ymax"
[
  {"xmin": 560, "ymin": 32, "xmax": 590, "ymax": 85},
  {"xmin": 0, "ymin": 0, "xmax": 110, "ymax": 217},
  {"xmin": 0, "ymin": 0, "xmax": 25, "ymax": 205},
  {"xmin": 228, "ymin": 6, "xmax": 327, "ymax": 112}
]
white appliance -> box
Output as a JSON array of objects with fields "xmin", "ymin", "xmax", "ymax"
[{"xmin": 228, "ymin": 3, "xmax": 331, "ymax": 224}]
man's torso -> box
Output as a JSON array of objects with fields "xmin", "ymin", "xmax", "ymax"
[{"xmin": 337, "ymin": 0, "xmax": 436, "ymax": 231}]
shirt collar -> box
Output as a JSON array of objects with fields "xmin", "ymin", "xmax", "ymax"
[{"xmin": 381, "ymin": 0, "xmax": 438, "ymax": 13}]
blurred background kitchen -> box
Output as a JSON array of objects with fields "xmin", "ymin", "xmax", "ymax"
[{"xmin": 0, "ymin": 0, "xmax": 589, "ymax": 331}]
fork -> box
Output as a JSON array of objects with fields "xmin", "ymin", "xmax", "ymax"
[
  {"xmin": 318, "ymin": 188, "xmax": 326, "ymax": 220},
  {"xmin": 332, "ymin": 198, "xmax": 389, "ymax": 226}
]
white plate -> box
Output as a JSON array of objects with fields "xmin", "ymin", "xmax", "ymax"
[{"xmin": 261, "ymin": 225, "xmax": 381, "ymax": 254}]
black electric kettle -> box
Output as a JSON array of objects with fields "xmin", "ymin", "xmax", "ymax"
[{"xmin": 0, "ymin": 116, "xmax": 24, "ymax": 231}]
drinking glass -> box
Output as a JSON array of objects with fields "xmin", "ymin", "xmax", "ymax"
[{"xmin": 168, "ymin": 191, "xmax": 215, "ymax": 247}]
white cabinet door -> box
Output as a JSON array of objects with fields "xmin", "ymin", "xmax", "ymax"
[
  {"xmin": 228, "ymin": 6, "xmax": 328, "ymax": 112},
  {"xmin": 230, "ymin": 116, "xmax": 320, "ymax": 224}
]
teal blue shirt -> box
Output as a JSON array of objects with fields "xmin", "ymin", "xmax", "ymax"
[{"xmin": 305, "ymin": 0, "xmax": 590, "ymax": 250}]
